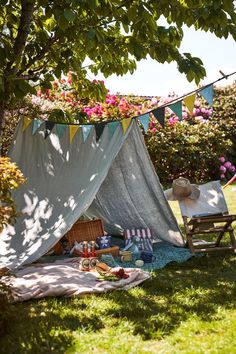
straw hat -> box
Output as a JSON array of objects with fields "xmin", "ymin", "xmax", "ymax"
[{"xmin": 165, "ymin": 177, "xmax": 200, "ymax": 201}]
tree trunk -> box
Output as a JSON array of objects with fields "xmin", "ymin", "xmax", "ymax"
[
  {"xmin": 0, "ymin": 78, "xmax": 11, "ymax": 155},
  {"xmin": 0, "ymin": 2, "xmax": 35, "ymax": 155},
  {"xmin": 0, "ymin": 96, "xmax": 6, "ymax": 156}
]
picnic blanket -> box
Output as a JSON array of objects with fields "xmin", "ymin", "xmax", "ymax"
[
  {"xmin": 1, "ymin": 258, "xmax": 151, "ymax": 302},
  {"xmin": 116, "ymin": 241, "xmax": 194, "ymax": 271}
]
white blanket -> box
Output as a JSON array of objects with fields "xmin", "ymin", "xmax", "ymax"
[{"xmin": 2, "ymin": 258, "xmax": 151, "ymax": 302}]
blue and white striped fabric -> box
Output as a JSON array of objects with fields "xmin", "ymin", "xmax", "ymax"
[{"xmin": 124, "ymin": 228, "xmax": 153, "ymax": 251}]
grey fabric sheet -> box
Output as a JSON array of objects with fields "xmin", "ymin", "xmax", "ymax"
[
  {"xmin": 86, "ymin": 123, "xmax": 184, "ymax": 246},
  {"xmin": 0, "ymin": 119, "xmax": 131, "ymax": 269},
  {"xmin": 0, "ymin": 119, "xmax": 183, "ymax": 270}
]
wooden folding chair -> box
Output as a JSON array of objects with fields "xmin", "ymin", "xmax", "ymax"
[{"xmin": 179, "ymin": 181, "xmax": 236, "ymax": 253}]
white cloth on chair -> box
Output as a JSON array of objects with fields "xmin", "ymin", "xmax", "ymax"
[{"xmin": 179, "ymin": 181, "xmax": 228, "ymax": 218}]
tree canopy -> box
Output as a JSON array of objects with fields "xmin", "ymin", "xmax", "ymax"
[{"xmin": 0, "ymin": 0, "xmax": 236, "ymax": 143}]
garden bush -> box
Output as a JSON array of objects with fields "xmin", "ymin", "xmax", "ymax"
[
  {"xmin": 146, "ymin": 120, "xmax": 232, "ymax": 186},
  {"xmin": 0, "ymin": 158, "xmax": 25, "ymax": 337},
  {"xmin": 212, "ymin": 83, "xmax": 236, "ymax": 166},
  {"xmin": 0, "ymin": 157, "xmax": 26, "ymax": 232},
  {"xmin": 0, "ymin": 276, "xmax": 14, "ymax": 337}
]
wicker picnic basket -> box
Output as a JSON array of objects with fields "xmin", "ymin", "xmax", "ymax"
[{"xmin": 66, "ymin": 219, "xmax": 119, "ymax": 257}]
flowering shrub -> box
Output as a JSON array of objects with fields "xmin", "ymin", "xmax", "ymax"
[
  {"xmin": 146, "ymin": 120, "xmax": 232, "ymax": 185},
  {"xmin": 218, "ymin": 156, "xmax": 236, "ymax": 180},
  {"xmin": 212, "ymin": 83, "xmax": 236, "ymax": 169},
  {"xmin": 0, "ymin": 157, "xmax": 26, "ymax": 232}
]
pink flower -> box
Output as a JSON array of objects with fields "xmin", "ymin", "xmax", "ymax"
[
  {"xmin": 151, "ymin": 128, "xmax": 157, "ymax": 133},
  {"xmin": 169, "ymin": 117, "xmax": 179, "ymax": 125},
  {"xmin": 220, "ymin": 165, "xmax": 227, "ymax": 173},
  {"xmin": 224, "ymin": 161, "xmax": 232, "ymax": 169},
  {"xmin": 182, "ymin": 112, "xmax": 188, "ymax": 119},
  {"xmin": 230, "ymin": 165, "xmax": 236, "ymax": 173},
  {"xmin": 150, "ymin": 98, "xmax": 158, "ymax": 106},
  {"xmin": 193, "ymin": 108, "xmax": 201, "ymax": 116},
  {"xmin": 220, "ymin": 174, "xmax": 225, "ymax": 179},
  {"xmin": 149, "ymin": 122, "xmax": 156, "ymax": 128},
  {"xmin": 219, "ymin": 156, "xmax": 225, "ymax": 163}
]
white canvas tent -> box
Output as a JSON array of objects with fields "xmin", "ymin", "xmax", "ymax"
[{"xmin": 0, "ymin": 118, "xmax": 184, "ymax": 270}]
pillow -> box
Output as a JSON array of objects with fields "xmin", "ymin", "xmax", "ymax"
[
  {"xmin": 124, "ymin": 228, "xmax": 153, "ymax": 252},
  {"xmin": 96, "ymin": 235, "xmax": 112, "ymax": 249}
]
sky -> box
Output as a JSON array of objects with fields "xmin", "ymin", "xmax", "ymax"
[{"xmin": 89, "ymin": 26, "xmax": 236, "ymax": 97}]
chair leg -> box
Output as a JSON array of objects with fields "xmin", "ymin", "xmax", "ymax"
[
  {"xmin": 215, "ymin": 220, "xmax": 232, "ymax": 246},
  {"xmin": 187, "ymin": 235, "xmax": 196, "ymax": 253},
  {"xmin": 229, "ymin": 229, "xmax": 236, "ymax": 249}
]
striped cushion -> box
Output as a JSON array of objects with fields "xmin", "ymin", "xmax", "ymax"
[{"xmin": 124, "ymin": 228, "xmax": 153, "ymax": 252}]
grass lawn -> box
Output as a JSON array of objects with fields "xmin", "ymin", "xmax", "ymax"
[{"xmin": 1, "ymin": 185, "xmax": 236, "ymax": 354}]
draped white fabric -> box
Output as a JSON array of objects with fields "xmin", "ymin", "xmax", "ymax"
[
  {"xmin": 0, "ymin": 119, "xmax": 183, "ymax": 270},
  {"xmin": 86, "ymin": 122, "xmax": 184, "ymax": 246},
  {"xmin": 0, "ymin": 119, "xmax": 130, "ymax": 269}
]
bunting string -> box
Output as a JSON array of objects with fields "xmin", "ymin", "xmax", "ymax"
[{"xmin": 22, "ymin": 70, "xmax": 236, "ymax": 141}]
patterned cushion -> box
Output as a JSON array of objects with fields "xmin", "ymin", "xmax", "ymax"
[
  {"xmin": 124, "ymin": 228, "xmax": 153, "ymax": 252},
  {"xmin": 96, "ymin": 235, "xmax": 112, "ymax": 249}
]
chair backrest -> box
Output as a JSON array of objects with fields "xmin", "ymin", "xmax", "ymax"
[{"xmin": 179, "ymin": 181, "xmax": 228, "ymax": 218}]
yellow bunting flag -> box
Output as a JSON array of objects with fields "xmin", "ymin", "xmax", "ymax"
[
  {"xmin": 69, "ymin": 125, "xmax": 79, "ymax": 144},
  {"xmin": 121, "ymin": 117, "xmax": 132, "ymax": 135},
  {"xmin": 22, "ymin": 117, "xmax": 32, "ymax": 132},
  {"xmin": 183, "ymin": 93, "xmax": 196, "ymax": 114}
]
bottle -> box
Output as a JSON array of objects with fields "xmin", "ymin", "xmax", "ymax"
[
  {"xmin": 89, "ymin": 241, "xmax": 98, "ymax": 269},
  {"xmin": 80, "ymin": 241, "xmax": 90, "ymax": 271}
]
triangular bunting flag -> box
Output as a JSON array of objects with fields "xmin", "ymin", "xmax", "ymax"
[
  {"xmin": 56, "ymin": 124, "xmax": 67, "ymax": 139},
  {"xmin": 152, "ymin": 107, "xmax": 165, "ymax": 127},
  {"xmin": 32, "ymin": 119, "xmax": 43, "ymax": 135},
  {"xmin": 200, "ymin": 85, "xmax": 214, "ymax": 106},
  {"xmin": 183, "ymin": 93, "xmax": 196, "ymax": 114},
  {"xmin": 22, "ymin": 117, "xmax": 32, "ymax": 132},
  {"xmin": 44, "ymin": 121, "xmax": 55, "ymax": 139},
  {"xmin": 168, "ymin": 101, "xmax": 183, "ymax": 121},
  {"xmin": 121, "ymin": 117, "xmax": 132, "ymax": 134},
  {"xmin": 69, "ymin": 125, "xmax": 79, "ymax": 144},
  {"xmin": 94, "ymin": 123, "xmax": 106, "ymax": 142},
  {"xmin": 108, "ymin": 121, "xmax": 119, "ymax": 138},
  {"xmin": 81, "ymin": 125, "xmax": 92, "ymax": 142},
  {"xmin": 138, "ymin": 113, "xmax": 150, "ymax": 133}
]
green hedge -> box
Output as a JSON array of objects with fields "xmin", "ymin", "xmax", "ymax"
[{"xmin": 146, "ymin": 121, "xmax": 233, "ymax": 186}]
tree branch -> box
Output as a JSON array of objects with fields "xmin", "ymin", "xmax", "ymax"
[
  {"xmin": 6, "ymin": 0, "xmax": 35, "ymax": 75},
  {"xmin": 22, "ymin": 34, "xmax": 60, "ymax": 72}
]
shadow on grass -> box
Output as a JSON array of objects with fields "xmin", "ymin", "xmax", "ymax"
[
  {"xmin": 0, "ymin": 299, "xmax": 105, "ymax": 353},
  {"xmin": 104, "ymin": 252, "xmax": 236, "ymax": 339},
  {"xmin": 1, "ymin": 253, "xmax": 236, "ymax": 353}
]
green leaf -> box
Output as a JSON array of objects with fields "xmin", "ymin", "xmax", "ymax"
[
  {"xmin": 122, "ymin": 23, "xmax": 129, "ymax": 33},
  {"xmin": 86, "ymin": 29, "xmax": 96, "ymax": 40},
  {"xmin": 87, "ymin": 0, "xmax": 100, "ymax": 9},
  {"xmin": 14, "ymin": 79, "xmax": 37, "ymax": 97},
  {"xmin": 63, "ymin": 9, "xmax": 76, "ymax": 22}
]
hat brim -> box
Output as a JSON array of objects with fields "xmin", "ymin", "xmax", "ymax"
[{"xmin": 164, "ymin": 184, "xmax": 200, "ymax": 201}]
